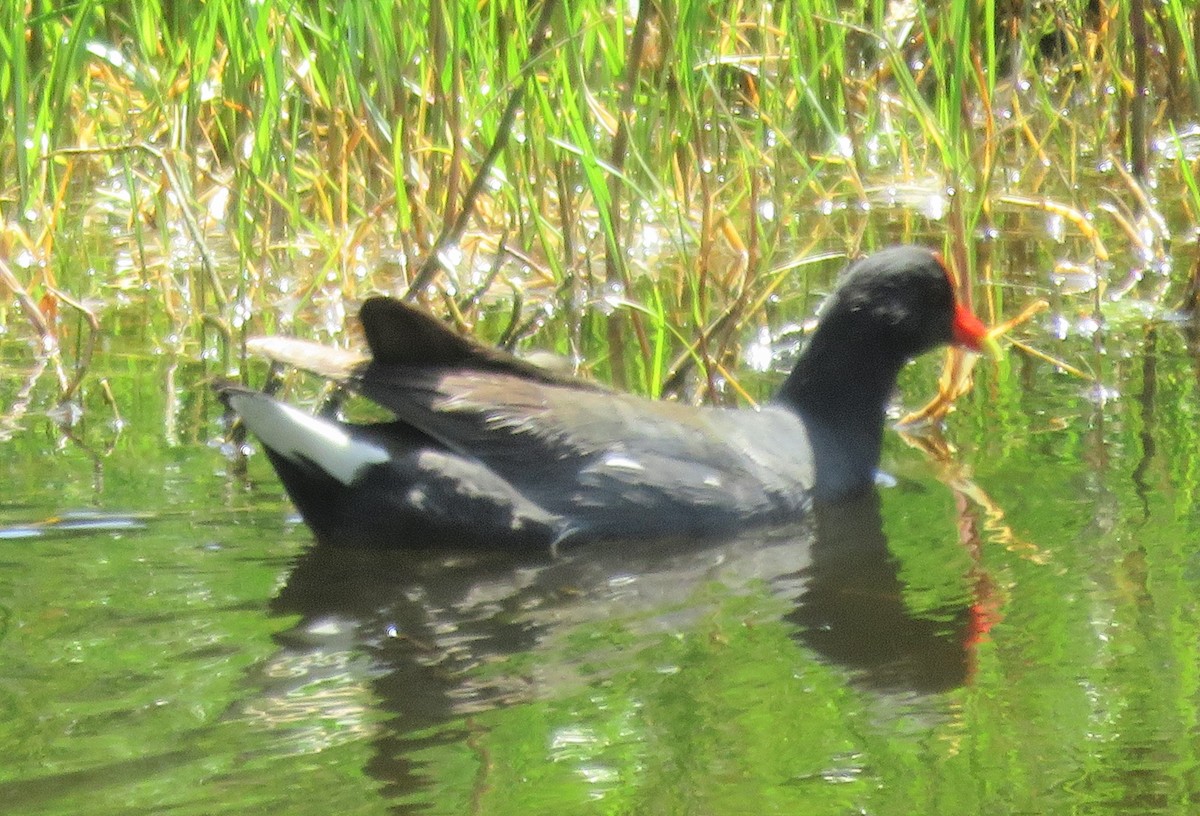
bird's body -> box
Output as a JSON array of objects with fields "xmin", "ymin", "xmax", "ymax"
[{"xmin": 220, "ymin": 246, "xmax": 991, "ymax": 549}]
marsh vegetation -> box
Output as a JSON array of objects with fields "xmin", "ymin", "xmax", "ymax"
[{"xmin": 4, "ymin": 2, "xmax": 1200, "ymax": 814}]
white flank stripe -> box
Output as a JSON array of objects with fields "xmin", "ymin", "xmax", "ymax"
[
  {"xmin": 230, "ymin": 393, "xmax": 389, "ymax": 485},
  {"xmin": 600, "ymin": 452, "xmax": 644, "ymax": 472}
]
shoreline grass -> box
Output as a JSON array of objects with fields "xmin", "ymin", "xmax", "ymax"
[{"xmin": 1, "ymin": 0, "xmax": 1197, "ymax": 402}]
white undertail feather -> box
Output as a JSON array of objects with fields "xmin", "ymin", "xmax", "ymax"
[{"xmin": 228, "ymin": 392, "xmax": 388, "ymax": 485}]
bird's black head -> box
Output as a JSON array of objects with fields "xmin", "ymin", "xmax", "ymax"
[
  {"xmin": 776, "ymin": 245, "xmax": 989, "ymax": 420},
  {"xmin": 821, "ymin": 246, "xmax": 978, "ymax": 362}
]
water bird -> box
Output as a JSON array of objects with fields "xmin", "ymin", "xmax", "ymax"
[{"xmin": 219, "ymin": 246, "xmax": 994, "ymax": 549}]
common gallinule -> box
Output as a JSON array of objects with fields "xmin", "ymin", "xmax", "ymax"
[{"xmin": 220, "ymin": 246, "xmax": 993, "ymax": 549}]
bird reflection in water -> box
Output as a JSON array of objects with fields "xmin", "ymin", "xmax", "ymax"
[{"xmin": 261, "ymin": 487, "xmax": 986, "ymax": 800}]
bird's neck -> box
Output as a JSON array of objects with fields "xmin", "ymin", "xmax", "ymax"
[
  {"xmin": 772, "ymin": 327, "xmax": 905, "ymax": 499},
  {"xmin": 775, "ymin": 326, "xmax": 903, "ymax": 425}
]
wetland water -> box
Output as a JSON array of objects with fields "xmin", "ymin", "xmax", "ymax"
[{"xmin": 2, "ymin": 273, "xmax": 1200, "ymax": 815}]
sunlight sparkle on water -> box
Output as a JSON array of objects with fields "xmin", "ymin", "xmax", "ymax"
[
  {"xmin": 438, "ymin": 244, "xmax": 465, "ymax": 272},
  {"xmin": 1076, "ymin": 315, "xmax": 1102, "ymax": 337},
  {"xmin": 578, "ymin": 765, "xmax": 619, "ymax": 787},
  {"xmin": 637, "ymin": 222, "xmax": 664, "ymax": 256},
  {"xmin": 598, "ymin": 282, "xmax": 625, "ymax": 315},
  {"xmin": 921, "ymin": 192, "xmax": 947, "ymax": 220},
  {"xmin": 551, "ymin": 725, "xmax": 598, "ymax": 754},
  {"xmin": 232, "ymin": 297, "xmax": 253, "ymax": 329},
  {"xmin": 207, "ymin": 187, "xmax": 230, "ymax": 222},
  {"xmin": 198, "ymin": 78, "xmax": 220, "ymax": 102},
  {"xmin": 1082, "ymin": 382, "xmax": 1120, "ymax": 405},
  {"xmin": 744, "ymin": 325, "xmax": 774, "ymax": 373},
  {"xmin": 1046, "ymin": 212, "xmax": 1067, "ymax": 243},
  {"xmin": 1052, "ymin": 261, "xmax": 1099, "ymax": 294},
  {"xmin": 169, "ymin": 233, "xmax": 199, "ymax": 266},
  {"xmin": 1154, "ymin": 125, "xmax": 1200, "ymax": 161},
  {"xmin": 317, "ymin": 293, "xmax": 346, "ymax": 337},
  {"xmin": 863, "ymin": 134, "xmax": 880, "ymax": 167}
]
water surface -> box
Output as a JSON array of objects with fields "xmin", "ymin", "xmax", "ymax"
[{"xmin": 2, "ymin": 302, "xmax": 1200, "ymax": 815}]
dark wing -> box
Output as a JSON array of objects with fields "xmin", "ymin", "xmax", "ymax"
[
  {"xmin": 359, "ymin": 296, "xmax": 607, "ymax": 392},
  {"xmin": 350, "ymin": 364, "xmax": 814, "ymax": 532},
  {"xmin": 243, "ymin": 296, "xmax": 606, "ymax": 392}
]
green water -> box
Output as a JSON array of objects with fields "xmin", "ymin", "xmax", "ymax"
[{"xmin": 2, "ymin": 308, "xmax": 1200, "ymax": 815}]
